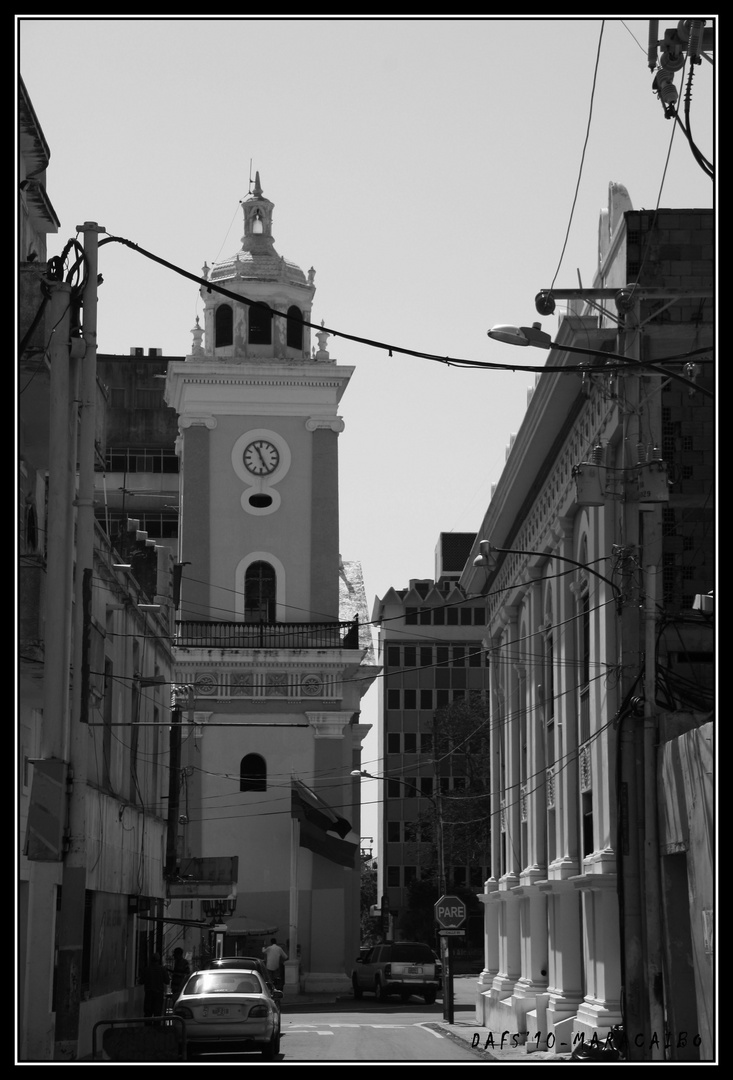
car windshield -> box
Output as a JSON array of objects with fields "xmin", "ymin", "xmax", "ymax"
[
  {"xmin": 390, "ymin": 944, "xmax": 435, "ymax": 963},
  {"xmin": 185, "ymin": 972, "xmax": 262, "ymax": 996}
]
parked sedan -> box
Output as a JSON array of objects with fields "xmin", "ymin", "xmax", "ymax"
[{"xmin": 173, "ymin": 968, "xmax": 282, "ymax": 1058}]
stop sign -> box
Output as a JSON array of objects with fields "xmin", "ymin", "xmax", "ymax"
[{"xmin": 434, "ymin": 894, "xmax": 467, "ymax": 929}]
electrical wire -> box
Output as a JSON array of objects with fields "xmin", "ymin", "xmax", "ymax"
[
  {"xmin": 549, "ymin": 20, "xmax": 604, "ymax": 292},
  {"xmin": 95, "ymin": 233, "xmax": 712, "ymax": 386}
]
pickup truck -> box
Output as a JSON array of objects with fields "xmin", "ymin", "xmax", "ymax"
[{"xmin": 351, "ymin": 942, "xmax": 439, "ymax": 1004}]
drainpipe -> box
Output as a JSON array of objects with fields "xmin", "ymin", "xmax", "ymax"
[{"xmin": 55, "ymin": 223, "xmax": 103, "ymax": 1062}]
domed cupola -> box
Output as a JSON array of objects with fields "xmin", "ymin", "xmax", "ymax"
[{"xmin": 199, "ymin": 172, "xmax": 316, "ymax": 362}]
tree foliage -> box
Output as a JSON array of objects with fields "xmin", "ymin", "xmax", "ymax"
[
  {"xmin": 419, "ymin": 691, "xmax": 492, "ymax": 884},
  {"xmin": 360, "ymin": 857, "xmax": 378, "ymax": 943}
]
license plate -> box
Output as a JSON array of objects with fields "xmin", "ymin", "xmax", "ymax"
[
  {"xmin": 406, "ymin": 966, "xmax": 423, "ymax": 975},
  {"xmin": 211, "ymin": 1006, "xmax": 230, "ymax": 1016}
]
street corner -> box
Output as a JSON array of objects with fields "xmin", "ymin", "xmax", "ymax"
[{"xmin": 436, "ymin": 1023, "xmax": 574, "ymax": 1062}]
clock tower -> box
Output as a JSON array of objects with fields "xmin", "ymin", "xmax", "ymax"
[{"xmin": 165, "ymin": 175, "xmax": 376, "ymax": 992}]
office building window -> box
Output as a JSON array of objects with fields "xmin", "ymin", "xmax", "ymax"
[{"xmin": 387, "ymin": 822, "xmax": 401, "ymax": 843}]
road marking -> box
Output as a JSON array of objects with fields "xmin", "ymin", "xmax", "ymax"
[
  {"xmin": 417, "ymin": 1023, "xmax": 445, "ymax": 1039},
  {"xmin": 285, "ymin": 1022, "xmax": 444, "ymax": 1037},
  {"xmin": 283, "ymin": 1030, "xmax": 334, "ymax": 1036}
]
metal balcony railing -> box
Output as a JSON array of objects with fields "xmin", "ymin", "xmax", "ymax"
[{"xmin": 175, "ymin": 618, "xmax": 360, "ymax": 650}]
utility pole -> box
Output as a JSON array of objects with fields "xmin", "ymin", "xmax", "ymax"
[
  {"xmin": 616, "ymin": 308, "xmax": 665, "ymax": 1060},
  {"xmin": 54, "ymin": 223, "xmax": 103, "ymax": 1062}
]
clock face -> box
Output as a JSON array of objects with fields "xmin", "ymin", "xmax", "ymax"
[{"xmin": 243, "ymin": 439, "xmax": 280, "ymax": 476}]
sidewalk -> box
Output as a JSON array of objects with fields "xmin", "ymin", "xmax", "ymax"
[{"xmin": 431, "ymin": 975, "xmax": 573, "ymax": 1063}]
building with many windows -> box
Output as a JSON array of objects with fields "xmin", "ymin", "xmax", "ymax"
[
  {"xmin": 95, "ymin": 348, "xmax": 182, "ymax": 562},
  {"xmin": 371, "ymin": 533, "xmax": 489, "ymax": 932}
]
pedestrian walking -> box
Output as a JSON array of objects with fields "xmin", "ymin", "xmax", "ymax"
[
  {"xmin": 262, "ymin": 938, "xmax": 288, "ymax": 991},
  {"xmin": 139, "ymin": 952, "xmax": 170, "ymax": 1022},
  {"xmin": 169, "ymin": 947, "xmax": 191, "ymax": 1004}
]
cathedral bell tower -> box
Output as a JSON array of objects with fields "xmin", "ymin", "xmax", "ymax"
[
  {"xmin": 164, "ymin": 175, "xmax": 370, "ymax": 993},
  {"xmin": 199, "ymin": 171, "xmax": 317, "ymax": 363}
]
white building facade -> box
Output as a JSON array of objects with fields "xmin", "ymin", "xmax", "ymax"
[{"xmin": 460, "ymin": 185, "xmax": 714, "ymax": 1061}]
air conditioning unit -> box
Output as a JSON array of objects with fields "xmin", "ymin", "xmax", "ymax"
[{"xmin": 130, "ymin": 347, "xmax": 144, "ymax": 356}]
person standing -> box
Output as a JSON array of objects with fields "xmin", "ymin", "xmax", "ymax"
[
  {"xmin": 140, "ymin": 952, "xmax": 170, "ymax": 1021},
  {"xmin": 169, "ymin": 947, "xmax": 191, "ymax": 1004},
  {"xmin": 262, "ymin": 938, "xmax": 288, "ymax": 991}
]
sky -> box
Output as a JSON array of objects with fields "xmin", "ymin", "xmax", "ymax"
[{"xmin": 17, "ymin": 16, "xmax": 716, "ymax": 850}]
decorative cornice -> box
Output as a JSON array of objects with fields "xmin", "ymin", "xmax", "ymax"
[
  {"xmin": 352, "ymin": 723, "xmax": 372, "ymax": 748},
  {"xmin": 180, "ymin": 415, "xmax": 217, "ymax": 430},
  {"xmin": 306, "ymin": 417, "xmax": 345, "ymax": 432},
  {"xmin": 193, "ymin": 710, "xmax": 213, "ymax": 737},
  {"xmin": 306, "ymin": 711, "xmax": 353, "ymax": 739}
]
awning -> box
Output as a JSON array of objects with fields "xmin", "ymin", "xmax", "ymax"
[
  {"xmin": 136, "ymin": 915, "xmax": 209, "ymax": 928},
  {"xmin": 222, "ymin": 914, "xmax": 278, "ymax": 937}
]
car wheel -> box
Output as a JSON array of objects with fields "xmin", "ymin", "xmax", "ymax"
[
  {"xmin": 423, "ymin": 990, "xmax": 436, "ymax": 1005},
  {"xmin": 400, "ymin": 990, "xmax": 411, "ymax": 1002},
  {"xmin": 352, "ymin": 976, "xmax": 363, "ymax": 999},
  {"xmin": 374, "ymin": 979, "xmax": 387, "ymax": 1002},
  {"xmin": 261, "ymin": 1033, "xmax": 281, "ymax": 1059}
]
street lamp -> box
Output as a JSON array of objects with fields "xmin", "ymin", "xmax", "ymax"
[
  {"xmin": 473, "ymin": 539, "xmax": 623, "ymax": 614},
  {"xmin": 351, "ymin": 770, "xmax": 446, "ymax": 898},
  {"xmin": 487, "ymin": 322, "xmax": 712, "ymax": 397}
]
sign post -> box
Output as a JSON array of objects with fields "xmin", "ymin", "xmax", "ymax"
[{"xmin": 434, "ymin": 895, "xmax": 467, "ymax": 1024}]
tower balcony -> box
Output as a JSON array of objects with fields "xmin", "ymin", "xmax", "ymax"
[{"xmin": 174, "ymin": 618, "xmax": 360, "ymax": 651}]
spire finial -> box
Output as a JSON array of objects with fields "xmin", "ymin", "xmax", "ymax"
[{"xmin": 253, "ymin": 171, "xmax": 263, "ymax": 197}]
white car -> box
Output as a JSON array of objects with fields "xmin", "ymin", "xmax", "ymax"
[{"xmin": 173, "ymin": 968, "xmax": 282, "ymax": 1058}]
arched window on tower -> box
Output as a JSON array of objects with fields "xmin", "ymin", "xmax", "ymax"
[
  {"xmin": 244, "ymin": 561, "xmax": 276, "ymax": 622},
  {"xmin": 248, "ymin": 303, "xmax": 272, "ymax": 345},
  {"xmin": 240, "ymin": 753, "xmax": 266, "ymax": 792},
  {"xmin": 286, "ymin": 305, "xmax": 303, "ymax": 350},
  {"xmin": 215, "ymin": 304, "xmax": 233, "ymax": 348}
]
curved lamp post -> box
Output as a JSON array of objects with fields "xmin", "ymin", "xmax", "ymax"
[
  {"xmin": 487, "ymin": 322, "xmax": 711, "ymax": 397},
  {"xmin": 472, "ymin": 539, "xmax": 623, "ymax": 614}
]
